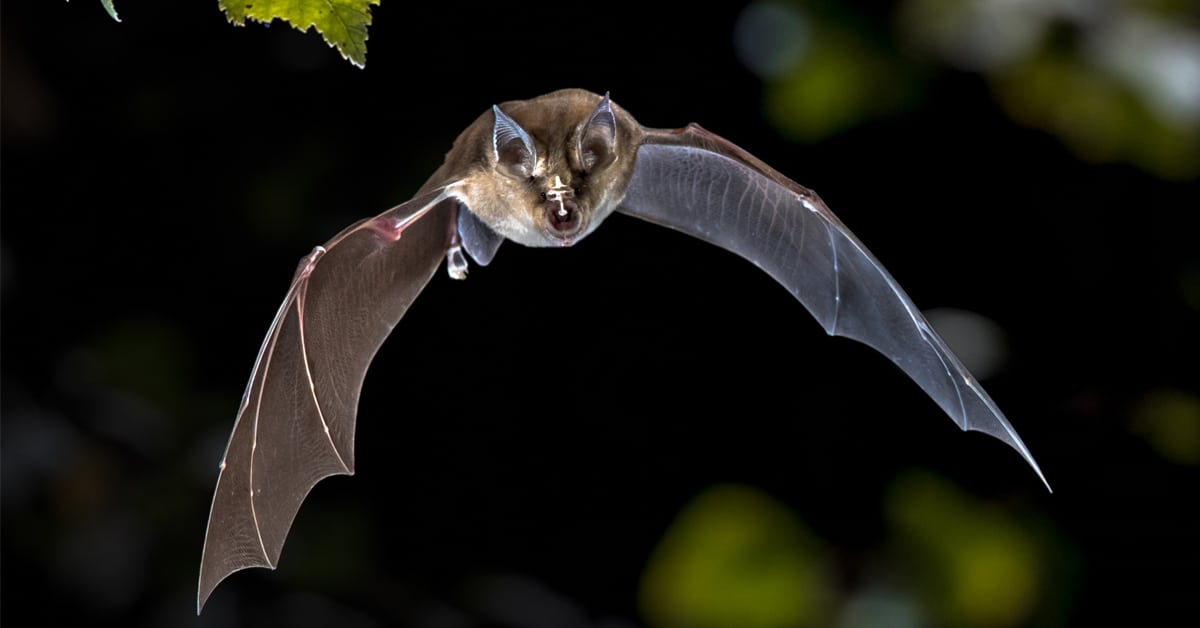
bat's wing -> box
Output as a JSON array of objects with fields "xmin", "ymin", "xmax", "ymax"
[
  {"xmin": 619, "ymin": 125, "xmax": 1049, "ymax": 490},
  {"xmin": 198, "ymin": 186, "xmax": 460, "ymax": 611}
]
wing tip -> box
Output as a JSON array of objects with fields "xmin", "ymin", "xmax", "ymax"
[
  {"xmin": 988, "ymin": 429, "xmax": 1056, "ymax": 494},
  {"xmin": 197, "ymin": 559, "xmax": 279, "ymax": 614},
  {"xmin": 197, "ymin": 585, "xmax": 215, "ymax": 616},
  {"xmin": 1027, "ymin": 454, "xmax": 1053, "ymax": 494},
  {"xmin": 197, "ymin": 574, "xmax": 219, "ymax": 615},
  {"xmin": 1001, "ymin": 429, "xmax": 1053, "ymax": 493}
]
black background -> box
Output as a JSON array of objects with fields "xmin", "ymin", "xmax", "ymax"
[{"xmin": 2, "ymin": 1, "xmax": 1197, "ymax": 627}]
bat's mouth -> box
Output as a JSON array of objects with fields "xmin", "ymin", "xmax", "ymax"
[{"xmin": 544, "ymin": 199, "xmax": 583, "ymax": 241}]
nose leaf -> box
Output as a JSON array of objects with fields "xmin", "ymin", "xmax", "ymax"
[{"xmin": 544, "ymin": 177, "xmax": 581, "ymax": 236}]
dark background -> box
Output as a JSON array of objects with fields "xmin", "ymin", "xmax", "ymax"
[{"xmin": 3, "ymin": 2, "xmax": 1197, "ymax": 627}]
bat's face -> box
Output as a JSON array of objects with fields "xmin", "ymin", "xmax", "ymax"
[{"xmin": 462, "ymin": 89, "xmax": 642, "ymax": 248}]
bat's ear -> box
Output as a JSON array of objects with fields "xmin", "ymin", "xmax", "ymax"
[
  {"xmin": 492, "ymin": 105, "xmax": 537, "ymax": 179},
  {"xmin": 577, "ymin": 92, "xmax": 617, "ymax": 172}
]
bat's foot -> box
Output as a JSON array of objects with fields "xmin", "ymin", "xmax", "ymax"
[{"xmin": 447, "ymin": 244, "xmax": 469, "ymax": 280}]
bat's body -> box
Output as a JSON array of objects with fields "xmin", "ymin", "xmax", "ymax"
[{"xmin": 197, "ymin": 89, "xmax": 1049, "ymax": 611}]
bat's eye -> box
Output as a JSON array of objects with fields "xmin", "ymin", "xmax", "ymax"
[{"xmin": 539, "ymin": 191, "xmax": 547, "ymax": 201}]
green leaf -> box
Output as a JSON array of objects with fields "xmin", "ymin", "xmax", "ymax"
[
  {"xmin": 101, "ymin": 0, "xmax": 120, "ymax": 22},
  {"xmin": 219, "ymin": 0, "xmax": 380, "ymax": 68},
  {"xmin": 63, "ymin": 1, "xmax": 121, "ymax": 22}
]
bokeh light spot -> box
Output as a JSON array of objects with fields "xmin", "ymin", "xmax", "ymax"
[
  {"xmin": 639, "ymin": 484, "xmax": 832, "ymax": 628},
  {"xmin": 1132, "ymin": 388, "xmax": 1200, "ymax": 465},
  {"xmin": 734, "ymin": 2, "xmax": 810, "ymax": 78},
  {"xmin": 887, "ymin": 471, "xmax": 1039, "ymax": 627}
]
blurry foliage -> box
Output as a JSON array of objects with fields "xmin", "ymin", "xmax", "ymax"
[
  {"xmin": 639, "ymin": 484, "xmax": 834, "ymax": 628},
  {"xmin": 640, "ymin": 477, "xmax": 1069, "ymax": 628},
  {"xmin": 886, "ymin": 471, "xmax": 1041, "ymax": 628},
  {"xmin": 736, "ymin": 0, "xmax": 1200, "ymax": 179},
  {"xmin": 736, "ymin": 3, "xmax": 920, "ymax": 142},
  {"xmin": 1132, "ymin": 388, "xmax": 1200, "ymax": 465},
  {"xmin": 993, "ymin": 43, "xmax": 1199, "ymax": 180}
]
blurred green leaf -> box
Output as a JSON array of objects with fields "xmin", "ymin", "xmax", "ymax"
[
  {"xmin": 763, "ymin": 19, "xmax": 916, "ymax": 142},
  {"xmin": 995, "ymin": 51, "xmax": 1200, "ymax": 180},
  {"xmin": 896, "ymin": 0, "xmax": 1200, "ymax": 179},
  {"xmin": 218, "ymin": 0, "xmax": 379, "ymax": 68},
  {"xmin": 1132, "ymin": 388, "xmax": 1200, "ymax": 465},
  {"xmin": 639, "ymin": 484, "xmax": 832, "ymax": 628},
  {"xmin": 887, "ymin": 471, "xmax": 1039, "ymax": 628},
  {"xmin": 102, "ymin": 0, "xmax": 120, "ymax": 22}
]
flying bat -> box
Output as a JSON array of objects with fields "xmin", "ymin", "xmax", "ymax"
[{"xmin": 197, "ymin": 88, "xmax": 1050, "ymax": 611}]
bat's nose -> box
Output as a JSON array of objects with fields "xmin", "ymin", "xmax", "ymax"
[{"xmin": 542, "ymin": 175, "xmax": 584, "ymax": 241}]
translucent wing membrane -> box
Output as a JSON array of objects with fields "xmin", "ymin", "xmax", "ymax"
[
  {"xmin": 198, "ymin": 188, "xmax": 458, "ymax": 611},
  {"xmin": 620, "ymin": 132, "xmax": 1049, "ymax": 491}
]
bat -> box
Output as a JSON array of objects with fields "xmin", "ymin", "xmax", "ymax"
[{"xmin": 196, "ymin": 88, "xmax": 1050, "ymax": 611}]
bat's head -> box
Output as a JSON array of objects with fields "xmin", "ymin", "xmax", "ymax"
[{"xmin": 465, "ymin": 89, "xmax": 641, "ymax": 248}]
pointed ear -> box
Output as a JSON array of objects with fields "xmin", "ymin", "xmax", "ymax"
[
  {"xmin": 577, "ymin": 92, "xmax": 618, "ymax": 172},
  {"xmin": 492, "ymin": 105, "xmax": 537, "ymax": 179}
]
